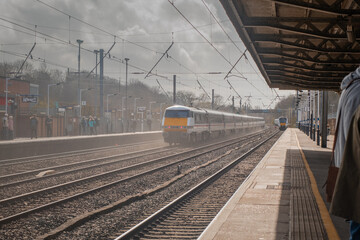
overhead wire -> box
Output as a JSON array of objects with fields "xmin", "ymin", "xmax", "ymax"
[
  {"xmin": 168, "ymin": 0, "xmax": 245, "ymax": 78},
  {"xmin": 200, "ymin": 0, "xmax": 273, "ymax": 101},
  {"xmin": 0, "ymin": 49, "xmax": 76, "ymax": 70},
  {"xmin": 0, "ymin": 17, "xmax": 94, "ymax": 54},
  {"xmin": 35, "ymin": 0, "xmax": 163, "ymax": 55}
]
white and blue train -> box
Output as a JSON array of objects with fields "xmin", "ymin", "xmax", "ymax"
[{"xmin": 161, "ymin": 105, "xmax": 265, "ymax": 144}]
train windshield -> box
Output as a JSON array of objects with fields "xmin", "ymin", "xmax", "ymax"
[
  {"xmin": 279, "ymin": 118, "xmax": 287, "ymax": 123},
  {"xmin": 165, "ymin": 110, "xmax": 190, "ymax": 118}
]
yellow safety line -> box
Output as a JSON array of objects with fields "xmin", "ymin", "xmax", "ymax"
[{"xmin": 295, "ymin": 131, "xmax": 340, "ymax": 240}]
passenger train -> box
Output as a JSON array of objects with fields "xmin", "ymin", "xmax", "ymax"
[
  {"xmin": 275, "ymin": 117, "xmax": 288, "ymax": 131},
  {"xmin": 161, "ymin": 105, "xmax": 265, "ymax": 145}
]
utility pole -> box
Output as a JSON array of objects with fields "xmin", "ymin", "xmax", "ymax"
[
  {"xmin": 94, "ymin": 50, "xmax": 99, "ymax": 77},
  {"xmin": 232, "ymin": 96, "xmax": 235, "ymax": 113},
  {"xmin": 5, "ymin": 78, "xmax": 9, "ymax": 114},
  {"xmin": 94, "ymin": 50, "xmax": 99, "ymax": 115},
  {"xmin": 100, "ymin": 49, "xmax": 104, "ymax": 118},
  {"xmin": 211, "ymin": 89, "xmax": 214, "ymax": 110},
  {"xmin": 125, "ymin": 58, "xmax": 129, "ymax": 120},
  {"xmin": 77, "ymin": 39, "xmax": 83, "ymax": 112},
  {"xmin": 173, "ymin": 75, "xmax": 176, "ymax": 104}
]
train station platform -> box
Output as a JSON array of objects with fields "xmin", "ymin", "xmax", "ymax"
[{"xmin": 199, "ymin": 128, "xmax": 349, "ymax": 240}]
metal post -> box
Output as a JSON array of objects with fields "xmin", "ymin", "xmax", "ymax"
[
  {"xmin": 308, "ymin": 90, "xmax": 311, "ymax": 136},
  {"xmin": 122, "ymin": 97, "xmax": 126, "ymax": 114},
  {"xmin": 107, "ymin": 93, "xmax": 117, "ymax": 114},
  {"xmin": 99, "ymin": 49, "xmax": 104, "ymax": 117},
  {"xmin": 149, "ymin": 101, "xmax": 156, "ymax": 117},
  {"xmin": 173, "ymin": 75, "xmax": 176, "ymax": 104},
  {"xmin": 134, "ymin": 98, "xmax": 141, "ymax": 119},
  {"xmin": 94, "ymin": 50, "xmax": 99, "ymax": 115},
  {"xmin": 160, "ymin": 102, "xmax": 165, "ymax": 128},
  {"xmin": 125, "ymin": 58, "xmax": 129, "ymax": 119},
  {"xmin": 47, "ymin": 83, "xmax": 55, "ymax": 116},
  {"xmin": 321, "ymin": 91, "xmax": 328, "ymax": 148},
  {"xmin": 232, "ymin": 96, "xmax": 235, "ymax": 113},
  {"xmin": 5, "ymin": 78, "xmax": 9, "ymax": 114},
  {"xmin": 317, "ymin": 91, "xmax": 320, "ymax": 145},
  {"xmin": 79, "ymin": 89, "xmax": 83, "ymax": 118},
  {"xmin": 313, "ymin": 91, "xmax": 316, "ymax": 141},
  {"xmin": 106, "ymin": 95, "xmax": 109, "ymax": 114},
  {"xmin": 94, "ymin": 50, "xmax": 99, "ymax": 77},
  {"xmin": 212, "ymin": 89, "xmax": 214, "ymax": 109},
  {"xmin": 77, "ymin": 39, "xmax": 83, "ymax": 111}
]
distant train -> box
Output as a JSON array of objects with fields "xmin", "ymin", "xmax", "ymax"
[
  {"xmin": 161, "ymin": 105, "xmax": 265, "ymax": 145},
  {"xmin": 274, "ymin": 117, "xmax": 288, "ymax": 130}
]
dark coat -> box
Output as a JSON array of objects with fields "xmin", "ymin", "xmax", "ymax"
[{"xmin": 330, "ymin": 105, "xmax": 360, "ymax": 223}]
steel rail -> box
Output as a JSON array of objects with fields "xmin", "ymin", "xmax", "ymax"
[
  {"xmin": 0, "ymin": 129, "xmax": 270, "ymax": 225},
  {"xmin": 0, "ymin": 139, "xmax": 164, "ymax": 166},
  {"xmin": 115, "ymin": 130, "xmax": 279, "ymax": 239},
  {"xmin": 0, "ymin": 146, "xmax": 169, "ymax": 187}
]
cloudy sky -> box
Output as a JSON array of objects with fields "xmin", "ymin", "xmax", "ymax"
[{"xmin": 0, "ymin": 0, "xmax": 291, "ymax": 108}]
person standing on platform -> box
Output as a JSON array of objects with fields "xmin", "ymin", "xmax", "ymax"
[
  {"xmin": 94, "ymin": 116, "xmax": 99, "ymax": 135},
  {"xmin": 80, "ymin": 116, "xmax": 87, "ymax": 135},
  {"xmin": 330, "ymin": 66, "xmax": 360, "ymax": 239},
  {"xmin": 8, "ymin": 115, "xmax": 14, "ymax": 140},
  {"xmin": 30, "ymin": 114, "xmax": 38, "ymax": 139},
  {"xmin": 2, "ymin": 113, "xmax": 9, "ymax": 140},
  {"xmin": 46, "ymin": 115, "xmax": 53, "ymax": 137},
  {"xmin": 88, "ymin": 116, "xmax": 95, "ymax": 135}
]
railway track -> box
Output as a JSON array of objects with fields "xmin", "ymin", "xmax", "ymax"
[
  {"xmin": 0, "ymin": 139, "xmax": 166, "ymax": 172},
  {"xmin": 0, "ymin": 129, "xmax": 269, "ymax": 221},
  {"xmin": 115, "ymin": 131, "xmax": 279, "ymax": 240},
  {"xmin": 0, "ymin": 129, "xmax": 279, "ymax": 239},
  {"xmin": 0, "ymin": 145, "xmax": 172, "ymax": 190}
]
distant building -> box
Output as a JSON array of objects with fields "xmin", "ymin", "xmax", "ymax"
[{"xmin": 0, "ymin": 77, "xmax": 37, "ymax": 114}]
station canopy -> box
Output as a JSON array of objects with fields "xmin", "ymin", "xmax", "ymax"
[{"xmin": 220, "ymin": 0, "xmax": 360, "ymax": 91}]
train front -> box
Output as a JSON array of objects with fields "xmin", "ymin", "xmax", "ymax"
[
  {"xmin": 279, "ymin": 117, "xmax": 288, "ymax": 130},
  {"xmin": 162, "ymin": 106, "xmax": 191, "ymax": 145}
]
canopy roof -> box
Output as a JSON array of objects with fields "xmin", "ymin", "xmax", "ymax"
[{"xmin": 220, "ymin": 0, "xmax": 360, "ymax": 90}]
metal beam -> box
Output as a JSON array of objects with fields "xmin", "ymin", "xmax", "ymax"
[
  {"xmin": 265, "ymin": 68, "xmax": 345, "ymax": 79},
  {"xmin": 243, "ymin": 21, "xmax": 349, "ymax": 40},
  {"xmin": 268, "ymin": 0, "xmax": 360, "ymax": 16},
  {"xmin": 253, "ymin": 34, "xmax": 360, "ymax": 53},
  {"xmin": 243, "ymin": 16, "xmax": 357, "ymax": 23},
  {"xmin": 270, "ymin": 80, "xmax": 339, "ymax": 90},
  {"xmin": 261, "ymin": 59, "xmax": 355, "ymax": 72},
  {"xmin": 268, "ymin": 74, "xmax": 341, "ymax": 84},
  {"xmin": 257, "ymin": 49, "xmax": 360, "ymax": 65}
]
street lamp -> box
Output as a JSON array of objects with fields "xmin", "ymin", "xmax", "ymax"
[
  {"xmin": 47, "ymin": 82, "xmax": 62, "ymax": 116},
  {"xmin": 124, "ymin": 58, "xmax": 129, "ymax": 117},
  {"xmin": 79, "ymin": 88, "xmax": 92, "ymax": 118},
  {"xmin": 77, "ymin": 39, "xmax": 83, "ymax": 106},
  {"xmin": 107, "ymin": 93, "xmax": 118, "ymax": 114}
]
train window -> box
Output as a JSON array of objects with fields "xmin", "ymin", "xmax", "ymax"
[
  {"xmin": 279, "ymin": 117, "xmax": 287, "ymax": 123},
  {"xmin": 165, "ymin": 110, "xmax": 189, "ymax": 118}
]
